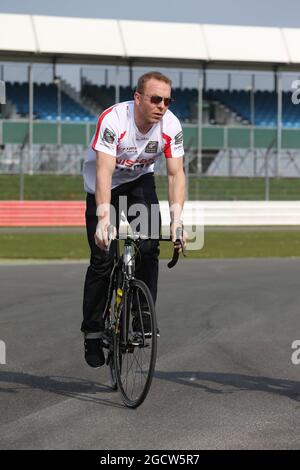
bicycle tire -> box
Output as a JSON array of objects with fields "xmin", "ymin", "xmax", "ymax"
[
  {"xmin": 108, "ymin": 348, "xmax": 118, "ymax": 391},
  {"xmin": 114, "ymin": 279, "xmax": 157, "ymax": 408},
  {"xmin": 108, "ymin": 301, "xmax": 119, "ymax": 391},
  {"xmin": 104, "ymin": 282, "xmax": 119, "ymax": 392}
]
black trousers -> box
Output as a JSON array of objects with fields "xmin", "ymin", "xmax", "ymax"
[{"xmin": 81, "ymin": 173, "xmax": 161, "ymax": 333}]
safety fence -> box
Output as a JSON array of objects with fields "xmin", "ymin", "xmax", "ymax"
[{"xmin": 1, "ymin": 201, "xmax": 300, "ymax": 227}]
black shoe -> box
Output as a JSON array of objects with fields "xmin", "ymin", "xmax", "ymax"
[
  {"xmin": 84, "ymin": 335, "xmax": 105, "ymax": 368},
  {"xmin": 132, "ymin": 311, "xmax": 160, "ymax": 338}
]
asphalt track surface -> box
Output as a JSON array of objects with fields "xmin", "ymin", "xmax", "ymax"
[{"xmin": 0, "ymin": 258, "xmax": 300, "ymax": 450}]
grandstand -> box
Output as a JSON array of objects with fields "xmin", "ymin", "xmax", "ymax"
[
  {"xmin": 4, "ymin": 81, "xmax": 300, "ymax": 129},
  {"xmin": 1, "ymin": 13, "xmax": 300, "ymax": 193},
  {"xmin": 80, "ymin": 84, "xmax": 300, "ymax": 127},
  {"xmin": 3, "ymin": 79, "xmax": 202, "ymax": 123}
]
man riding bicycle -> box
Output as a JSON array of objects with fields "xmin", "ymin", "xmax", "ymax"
[{"xmin": 82, "ymin": 71, "xmax": 186, "ymax": 367}]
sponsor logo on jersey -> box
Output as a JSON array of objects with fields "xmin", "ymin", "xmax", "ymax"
[
  {"xmin": 175, "ymin": 131, "xmax": 183, "ymax": 145},
  {"xmin": 116, "ymin": 158, "xmax": 135, "ymax": 167},
  {"xmin": 103, "ymin": 128, "xmax": 116, "ymax": 144},
  {"xmin": 116, "ymin": 157, "xmax": 156, "ymax": 171},
  {"xmin": 145, "ymin": 141, "xmax": 158, "ymax": 153},
  {"xmin": 120, "ymin": 146, "xmax": 137, "ymax": 153}
]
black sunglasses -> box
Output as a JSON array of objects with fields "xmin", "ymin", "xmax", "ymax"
[{"xmin": 138, "ymin": 92, "xmax": 174, "ymax": 106}]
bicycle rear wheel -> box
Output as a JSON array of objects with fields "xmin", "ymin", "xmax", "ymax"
[{"xmin": 114, "ymin": 279, "xmax": 157, "ymax": 408}]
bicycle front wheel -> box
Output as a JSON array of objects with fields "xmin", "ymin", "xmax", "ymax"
[
  {"xmin": 114, "ymin": 279, "xmax": 157, "ymax": 408},
  {"xmin": 108, "ymin": 348, "xmax": 118, "ymax": 391}
]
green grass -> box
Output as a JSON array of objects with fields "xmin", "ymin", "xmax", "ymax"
[
  {"xmin": 0, "ymin": 174, "xmax": 300, "ymax": 201},
  {"xmin": 0, "ymin": 175, "xmax": 86, "ymax": 200},
  {"xmin": 186, "ymin": 177, "xmax": 300, "ymax": 201},
  {"xmin": 1, "ymin": 230, "xmax": 300, "ymax": 259}
]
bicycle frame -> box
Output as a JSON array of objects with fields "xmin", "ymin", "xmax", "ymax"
[
  {"xmin": 100, "ymin": 231, "xmax": 185, "ymax": 406},
  {"xmin": 102, "ymin": 232, "xmax": 185, "ymax": 354}
]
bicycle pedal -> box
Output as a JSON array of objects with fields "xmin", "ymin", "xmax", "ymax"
[
  {"xmin": 130, "ymin": 335, "xmax": 143, "ymax": 347},
  {"xmin": 143, "ymin": 331, "xmax": 160, "ymax": 339},
  {"xmin": 100, "ymin": 338, "xmax": 109, "ymax": 349}
]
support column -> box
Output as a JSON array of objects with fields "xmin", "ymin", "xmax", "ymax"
[
  {"xmin": 129, "ymin": 63, "xmax": 133, "ymax": 89},
  {"xmin": 80, "ymin": 67, "xmax": 84, "ymax": 94},
  {"xmin": 179, "ymin": 71, "xmax": 183, "ymax": 90},
  {"xmin": 115, "ymin": 66, "xmax": 120, "ymax": 104},
  {"xmin": 203, "ymin": 65, "xmax": 207, "ymax": 92},
  {"xmin": 28, "ymin": 64, "xmax": 34, "ymax": 175},
  {"xmin": 197, "ymin": 70, "xmax": 203, "ymax": 174},
  {"xmin": 105, "ymin": 68, "xmax": 109, "ymax": 87},
  {"xmin": 276, "ymin": 71, "xmax": 282, "ymax": 178},
  {"xmin": 250, "ymin": 74, "xmax": 255, "ymax": 162},
  {"xmin": 54, "ymin": 76, "xmax": 62, "ymax": 145},
  {"xmin": 274, "ymin": 68, "xmax": 278, "ymax": 93},
  {"xmin": 52, "ymin": 61, "xmax": 57, "ymax": 82},
  {"xmin": 228, "ymin": 73, "xmax": 232, "ymax": 92}
]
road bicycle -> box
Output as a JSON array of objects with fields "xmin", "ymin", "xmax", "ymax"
[{"xmin": 100, "ymin": 226, "xmax": 185, "ymax": 408}]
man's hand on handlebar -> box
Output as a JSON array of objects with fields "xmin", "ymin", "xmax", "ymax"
[
  {"xmin": 95, "ymin": 219, "xmax": 109, "ymax": 250},
  {"xmin": 95, "ymin": 219, "xmax": 116, "ymax": 251}
]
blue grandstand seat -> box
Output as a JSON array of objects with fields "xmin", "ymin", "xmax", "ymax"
[
  {"xmin": 205, "ymin": 89, "xmax": 300, "ymax": 128},
  {"xmin": 5, "ymin": 81, "xmax": 94, "ymax": 121}
]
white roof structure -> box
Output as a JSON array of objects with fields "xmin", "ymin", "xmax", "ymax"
[
  {"xmin": 33, "ymin": 16, "xmax": 124, "ymax": 57},
  {"xmin": 121, "ymin": 20, "xmax": 207, "ymax": 61},
  {"xmin": 0, "ymin": 14, "xmax": 36, "ymax": 53},
  {"xmin": 203, "ymin": 24, "xmax": 288, "ymax": 65},
  {"xmin": 282, "ymin": 28, "xmax": 300, "ymax": 64},
  {"xmin": 0, "ymin": 13, "xmax": 299, "ymax": 70}
]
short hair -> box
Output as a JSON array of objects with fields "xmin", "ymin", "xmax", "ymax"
[{"xmin": 136, "ymin": 71, "xmax": 172, "ymax": 94}]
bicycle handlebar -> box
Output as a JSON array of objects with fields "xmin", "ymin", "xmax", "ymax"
[
  {"xmin": 106, "ymin": 225, "xmax": 186, "ymax": 268},
  {"xmin": 167, "ymin": 245, "xmax": 180, "ymax": 269}
]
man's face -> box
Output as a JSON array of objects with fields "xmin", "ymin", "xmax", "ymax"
[{"xmin": 134, "ymin": 78, "xmax": 172, "ymax": 125}]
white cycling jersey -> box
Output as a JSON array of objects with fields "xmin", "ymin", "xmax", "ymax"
[{"xmin": 83, "ymin": 100, "xmax": 184, "ymax": 192}]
